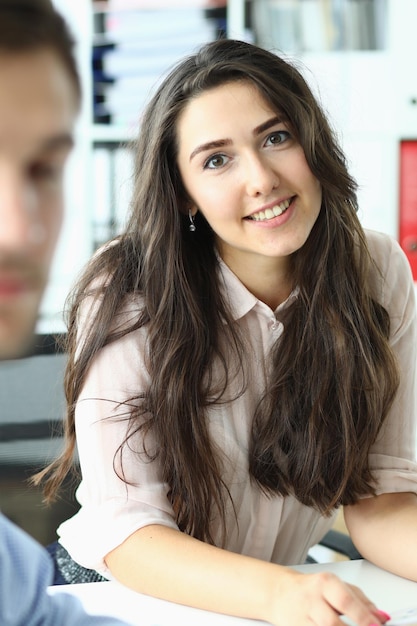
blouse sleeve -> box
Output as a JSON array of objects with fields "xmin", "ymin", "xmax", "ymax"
[
  {"xmin": 57, "ymin": 298, "xmax": 179, "ymax": 574},
  {"xmin": 366, "ymin": 230, "xmax": 417, "ymax": 496}
]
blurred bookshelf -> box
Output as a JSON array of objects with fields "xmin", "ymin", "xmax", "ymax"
[
  {"xmin": 89, "ymin": 0, "xmax": 225, "ymax": 250},
  {"xmin": 251, "ymin": 0, "xmax": 387, "ymax": 54},
  {"xmin": 88, "ymin": 0, "xmax": 416, "ymax": 255},
  {"xmin": 42, "ymin": 0, "xmax": 417, "ymax": 333},
  {"xmin": 89, "ymin": 0, "xmax": 393, "ymax": 254},
  {"xmin": 91, "ymin": 0, "xmax": 222, "ymax": 132}
]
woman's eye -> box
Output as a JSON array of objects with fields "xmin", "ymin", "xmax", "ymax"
[
  {"xmin": 204, "ymin": 154, "xmax": 228, "ymax": 169},
  {"xmin": 266, "ymin": 130, "xmax": 290, "ymax": 146}
]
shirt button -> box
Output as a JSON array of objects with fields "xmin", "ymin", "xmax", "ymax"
[{"xmin": 271, "ymin": 321, "xmax": 279, "ymax": 331}]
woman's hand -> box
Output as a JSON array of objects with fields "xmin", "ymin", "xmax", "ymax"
[{"xmin": 268, "ymin": 569, "xmax": 389, "ymax": 626}]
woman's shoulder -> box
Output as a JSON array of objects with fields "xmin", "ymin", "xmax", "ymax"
[
  {"xmin": 364, "ymin": 228, "xmax": 400, "ymax": 259},
  {"xmin": 364, "ymin": 228, "xmax": 414, "ymax": 309},
  {"xmin": 364, "ymin": 228, "xmax": 410, "ymax": 275}
]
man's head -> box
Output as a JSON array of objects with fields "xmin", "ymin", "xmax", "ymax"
[{"xmin": 0, "ymin": 0, "xmax": 80, "ymax": 358}]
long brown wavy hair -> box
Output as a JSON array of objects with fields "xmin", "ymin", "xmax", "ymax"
[{"xmin": 36, "ymin": 39, "xmax": 399, "ymax": 545}]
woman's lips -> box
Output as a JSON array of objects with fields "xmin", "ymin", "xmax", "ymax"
[{"xmin": 246, "ymin": 196, "xmax": 295, "ymax": 222}]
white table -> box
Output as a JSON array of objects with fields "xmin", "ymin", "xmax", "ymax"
[{"xmin": 49, "ymin": 560, "xmax": 417, "ymax": 626}]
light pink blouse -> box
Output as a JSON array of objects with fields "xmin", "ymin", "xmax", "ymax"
[{"xmin": 57, "ymin": 230, "xmax": 417, "ymax": 576}]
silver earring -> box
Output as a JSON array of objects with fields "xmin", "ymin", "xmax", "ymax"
[{"xmin": 188, "ymin": 210, "xmax": 196, "ymax": 232}]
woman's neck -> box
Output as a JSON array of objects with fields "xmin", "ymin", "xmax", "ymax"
[{"xmin": 219, "ymin": 249, "xmax": 293, "ymax": 311}]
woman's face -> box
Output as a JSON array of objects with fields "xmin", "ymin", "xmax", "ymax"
[{"xmin": 176, "ymin": 81, "xmax": 322, "ymax": 281}]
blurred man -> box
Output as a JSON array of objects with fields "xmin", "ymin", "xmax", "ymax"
[
  {"xmin": 0, "ymin": 1, "xmax": 128, "ymax": 624},
  {"xmin": 0, "ymin": 0, "xmax": 77, "ymax": 360}
]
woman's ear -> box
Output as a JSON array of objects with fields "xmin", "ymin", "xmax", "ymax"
[{"xmin": 182, "ymin": 196, "xmax": 198, "ymax": 218}]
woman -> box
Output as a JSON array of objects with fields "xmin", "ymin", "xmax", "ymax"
[{"xmin": 38, "ymin": 39, "xmax": 417, "ymax": 626}]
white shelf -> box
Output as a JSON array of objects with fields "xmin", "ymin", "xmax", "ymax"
[{"xmin": 90, "ymin": 124, "xmax": 136, "ymax": 144}]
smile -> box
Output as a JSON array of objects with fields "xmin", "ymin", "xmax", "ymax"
[{"xmin": 247, "ymin": 197, "xmax": 293, "ymax": 222}]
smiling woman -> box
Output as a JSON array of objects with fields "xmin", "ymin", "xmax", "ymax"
[{"xmin": 36, "ymin": 39, "xmax": 417, "ymax": 626}]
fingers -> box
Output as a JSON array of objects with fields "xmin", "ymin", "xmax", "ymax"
[
  {"xmin": 319, "ymin": 573, "xmax": 389, "ymax": 626},
  {"xmin": 269, "ymin": 569, "xmax": 390, "ymax": 626}
]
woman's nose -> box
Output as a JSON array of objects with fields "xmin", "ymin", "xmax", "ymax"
[{"xmin": 243, "ymin": 154, "xmax": 279, "ymax": 197}]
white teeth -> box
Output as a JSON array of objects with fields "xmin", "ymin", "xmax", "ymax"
[{"xmin": 250, "ymin": 198, "xmax": 291, "ymax": 221}]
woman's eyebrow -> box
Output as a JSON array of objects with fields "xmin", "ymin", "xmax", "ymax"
[
  {"xmin": 189, "ymin": 138, "xmax": 232, "ymax": 162},
  {"xmin": 253, "ymin": 116, "xmax": 282, "ymax": 136}
]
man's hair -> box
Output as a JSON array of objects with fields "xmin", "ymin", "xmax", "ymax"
[{"xmin": 0, "ymin": 0, "xmax": 81, "ymax": 101}]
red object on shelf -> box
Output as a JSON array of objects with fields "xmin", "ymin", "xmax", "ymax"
[{"xmin": 399, "ymin": 140, "xmax": 417, "ymax": 280}]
